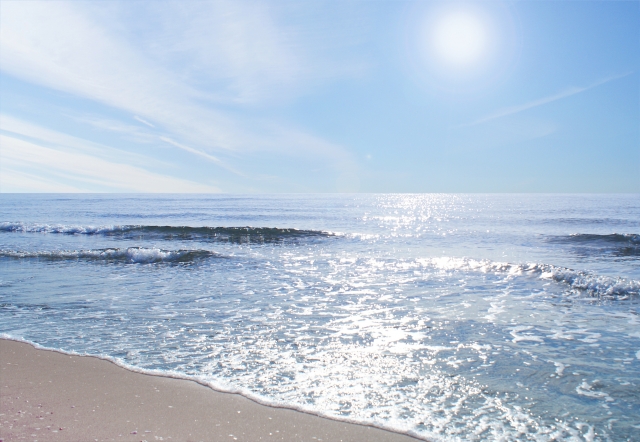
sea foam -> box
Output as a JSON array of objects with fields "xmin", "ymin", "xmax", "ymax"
[
  {"xmin": 0, "ymin": 247, "xmax": 218, "ymax": 263},
  {"xmin": 0, "ymin": 222, "xmax": 335, "ymax": 243},
  {"xmin": 421, "ymin": 256, "xmax": 640, "ymax": 299}
]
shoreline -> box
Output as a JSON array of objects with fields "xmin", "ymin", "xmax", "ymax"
[{"xmin": 0, "ymin": 338, "xmax": 424, "ymax": 442}]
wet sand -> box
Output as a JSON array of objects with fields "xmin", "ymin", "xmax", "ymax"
[{"xmin": 0, "ymin": 339, "xmax": 421, "ymax": 442}]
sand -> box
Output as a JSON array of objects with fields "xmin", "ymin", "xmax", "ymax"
[{"xmin": 0, "ymin": 339, "xmax": 421, "ymax": 442}]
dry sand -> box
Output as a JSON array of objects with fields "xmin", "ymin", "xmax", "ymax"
[{"xmin": 0, "ymin": 339, "xmax": 422, "ymax": 442}]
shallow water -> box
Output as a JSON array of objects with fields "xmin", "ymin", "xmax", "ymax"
[{"xmin": 1, "ymin": 194, "xmax": 639, "ymax": 441}]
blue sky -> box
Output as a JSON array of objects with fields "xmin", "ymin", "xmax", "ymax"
[{"xmin": 0, "ymin": 0, "xmax": 637, "ymax": 193}]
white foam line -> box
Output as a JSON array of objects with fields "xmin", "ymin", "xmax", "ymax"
[
  {"xmin": 0, "ymin": 221, "xmax": 124, "ymax": 234},
  {"xmin": 0, "ymin": 334, "xmax": 433, "ymax": 441},
  {"xmin": 0, "ymin": 247, "xmax": 216, "ymax": 263},
  {"xmin": 420, "ymin": 257, "xmax": 640, "ymax": 299},
  {"xmin": 0, "ymin": 222, "xmax": 340, "ymax": 239}
]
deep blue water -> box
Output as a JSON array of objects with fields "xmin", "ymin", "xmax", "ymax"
[{"xmin": 1, "ymin": 194, "xmax": 639, "ymax": 441}]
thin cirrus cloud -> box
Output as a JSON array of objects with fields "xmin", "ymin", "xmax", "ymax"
[
  {"xmin": 0, "ymin": 0, "xmax": 360, "ymax": 191},
  {"xmin": 68, "ymin": 114, "xmax": 243, "ymax": 174},
  {"xmin": 1, "ymin": 115, "xmax": 168, "ymax": 170},
  {"xmin": 0, "ymin": 115, "xmax": 219, "ymax": 193},
  {"xmin": 0, "ymin": 1, "xmax": 259, "ymax": 150},
  {"xmin": 71, "ymin": 115, "xmax": 161, "ymax": 146},
  {"xmin": 136, "ymin": 0, "xmax": 305, "ymax": 104},
  {"xmin": 0, "ymin": 168, "xmax": 85, "ymax": 193},
  {"xmin": 158, "ymin": 137, "xmax": 247, "ymax": 177},
  {"xmin": 134, "ymin": 116, "xmax": 155, "ymax": 128},
  {"xmin": 0, "ymin": 133, "xmax": 220, "ymax": 193},
  {"xmin": 462, "ymin": 72, "xmax": 634, "ymax": 127},
  {"xmin": 138, "ymin": 0, "xmax": 368, "ymax": 105}
]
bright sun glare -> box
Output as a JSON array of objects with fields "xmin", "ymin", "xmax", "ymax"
[{"xmin": 432, "ymin": 11, "xmax": 488, "ymax": 67}]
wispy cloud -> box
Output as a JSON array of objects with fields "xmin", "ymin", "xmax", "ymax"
[
  {"xmin": 0, "ymin": 0, "xmax": 359, "ymax": 172},
  {"xmin": 0, "ymin": 117, "xmax": 221, "ymax": 192},
  {"xmin": 0, "ymin": 169, "xmax": 84, "ymax": 193},
  {"xmin": 71, "ymin": 115, "xmax": 159, "ymax": 145},
  {"xmin": 462, "ymin": 72, "xmax": 634, "ymax": 127},
  {"xmin": 159, "ymin": 137, "xmax": 246, "ymax": 177},
  {"xmin": 1, "ymin": 114, "xmax": 166, "ymax": 168},
  {"xmin": 134, "ymin": 116, "xmax": 155, "ymax": 128},
  {"xmin": 1, "ymin": 134, "xmax": 221, "ymax": 193}
]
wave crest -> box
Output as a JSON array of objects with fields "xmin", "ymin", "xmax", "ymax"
[
  {"xmin": 0, "ymin": 222, "xmax": 334, "ymax": 243},
  {"xmin": 0, "ymin": 247, "xmax": 218, "ymax": 264},
  {"xmin": 549, "ymin": 233, "xmax": 640, "ymax": 258},
  {"xmin": 565, "ymin": 233, "xmax": 639, "ymax": 244},
  {"xmin": 421, "ymin": 257, "xmax": 639, "ymax": 299}
]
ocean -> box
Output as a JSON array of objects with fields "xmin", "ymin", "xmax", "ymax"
[{"xmin": 1, "ymin": 193, "xmax": 638, "ymax": 441}]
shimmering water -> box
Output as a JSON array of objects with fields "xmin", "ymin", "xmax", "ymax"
[{"xmin": 1, "ymin": 194, "xmax": 639, "ymax": 441}]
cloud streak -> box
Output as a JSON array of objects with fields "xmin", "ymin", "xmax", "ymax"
[
  {"xmin": 463, "ymin": 72, "xmax": 633, "ymax": 127},
  {"xmin": 0, "ymin": 117, "xmax": 221, "ymax": 193},
  {"xmin": 159, "ymin": 137, "xmax": 246, "ymax": 177},
  {"xmin": 1, "ymin": 134, "xmax": 221, "ymax": 193},
  {"xmin": 134, "ymin": 116, "xmax": 155, "ymax": 128},
  {"xmin": 1, "ymin": 114, "xmax": 166, "ymax": 169},
  {"xmin": 0, "ymin": 1, "xmax": 358, "ymax": 167}
]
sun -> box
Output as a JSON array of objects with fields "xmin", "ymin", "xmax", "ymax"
[
  {"xmin": 409, "ymin": 3, "xmax": 517, "ymax": 92},
  {"xmin": 431, "ymin": 11, "xmax": 488, "ymax": 67}
]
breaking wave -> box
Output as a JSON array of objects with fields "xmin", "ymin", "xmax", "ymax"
[
  {"xmin": 421, "ymin": 256, "xmax": 640, "ymax": 299},
  {"xmin": 0, "ymin": 222, "xmax": 335, "ymax": 243},
  {"xmin": 0, "ymin": 247, "xmax": 219, "ymax": 264}
]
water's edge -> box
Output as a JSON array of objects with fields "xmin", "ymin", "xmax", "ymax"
[{"xmin": 0, "ymin": 335, "xmax": 429, "ymax": 441}]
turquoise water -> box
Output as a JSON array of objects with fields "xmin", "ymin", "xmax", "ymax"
[{"xmin": 1, "ymin": 194, "xmax": 639, "ymax": 441}]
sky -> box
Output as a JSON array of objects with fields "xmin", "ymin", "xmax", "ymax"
[{"xmin": 0, "ymin": 0, "xmax": 638, "ymax": 193}]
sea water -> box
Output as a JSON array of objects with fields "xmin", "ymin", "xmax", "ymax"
[{"xmin": 0, "ymin": 194, "xmax": 638, "ymax": 441}]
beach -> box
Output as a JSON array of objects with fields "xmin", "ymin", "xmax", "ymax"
[
  {"xmin": 0, "ymin": 339, "xmax": 419, "ymax": 442},
  {"xmin": 1, "ymin": 194, "xmax": 639, "ymax": 440},
  {"xmin": 1, "ymin": 0, "xmax": 637, "ymax": 438}
]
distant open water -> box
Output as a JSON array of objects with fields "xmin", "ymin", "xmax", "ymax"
[{"xmin": 1, "ymin": 194, "xmax": 639, "ymax": 441}]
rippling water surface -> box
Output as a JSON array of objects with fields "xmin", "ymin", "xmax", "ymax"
[{"xmin": 1, "ymin": 194, "xmax": 639, "ymax": 441}]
